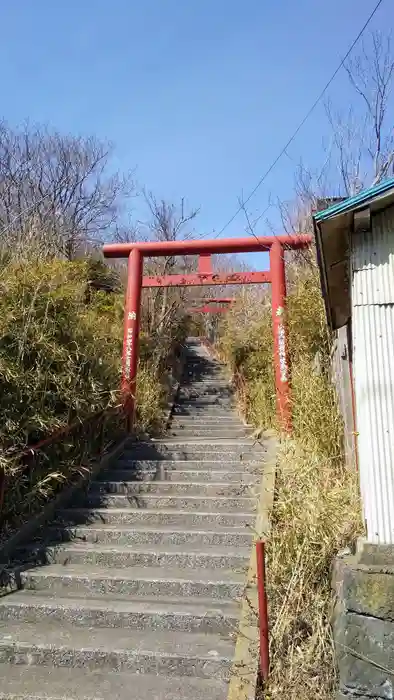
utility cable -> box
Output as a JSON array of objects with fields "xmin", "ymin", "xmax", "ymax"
[{"xmin": 215, "ymin": 0, "xmax": 385, "ymax": 239}]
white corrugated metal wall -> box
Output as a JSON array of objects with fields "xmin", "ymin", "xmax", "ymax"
[{"xmin": 352, "ymin": 206, "xmax": 394, "ymax": 543}]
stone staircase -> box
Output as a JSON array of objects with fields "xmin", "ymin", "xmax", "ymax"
[{"xmin": 0, "ymin": 339, "xmax": 270, "ymax": 700}]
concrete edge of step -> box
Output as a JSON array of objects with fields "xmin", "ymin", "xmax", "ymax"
[
  {"xmin": 0, "ymin": 436, "xmax": 131, "ymax": 566},
  {"xmin": 226, "ymin": 435, "xmax": 278, "ymax": 700}
]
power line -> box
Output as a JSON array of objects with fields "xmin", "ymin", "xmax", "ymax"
[{"xmin": 216, "ymin": 0, "xmax": 385, "ymax": 238}]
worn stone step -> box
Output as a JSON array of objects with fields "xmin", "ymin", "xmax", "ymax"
[
  {"xmin": 80, "ymin": 493, "xmax": 256, "ymax": 512},
  {"xmin": 0, "ymin": 620, "xmax": 233, "ymax": 680},
  {"xmin": 0, "ymin": 665, "xmax": 229, "ymax": 700},
  {"xmin": 44, "ymin": 523, "xmax": 253, "ymax": 547},
  {"xmin": 122, "ymin": 441, "xmax": 266, "ymax": 459},
  {"xmin": 100, "ymin": 468, "xmax": 259, "ymax": 483},
  {"xmin": 170, "ymin": 415, "xmax": 243, "ymax": 423},
  {"xmin": 112, "ymin": 459, "xmax": 262, "ymax": 472},
  {"xmin": 166, "ymin": 429, "xmax": 253, "ymax": 439},
  {"xmin": 172, "ymin": 408, "xmax": 238, "ymax": 416},
  {"xmin": 89, "ymin": 480, "xmax": 256, "ymax": 497},
  {"xmin": 57, "ymin": 507, "xmax": 255, "ymax": 528},
  {"xmin": 175, "ymin": 399, "xmax": 234, "ymax": 408},
  {"xmin": 176, "ymin": 394, "xmax": 231, "ymax": 398},
  {"xmin": 0, "ymin": 590, "xmax": 239, "ymax": 634},
  {"xmin": 181, "ymin": 382, "xmax": 229, "ymax": 388},
  {"xmin": 20, "ymin": 564, "xmax": 245, "ymax": 599},
  {"xmin": 21, "ymin": 542, "xmax": 250, "ymax": 570},
  {"xmin": 168, "ymin": 424, "xmax": 249, "ymax": 432}
]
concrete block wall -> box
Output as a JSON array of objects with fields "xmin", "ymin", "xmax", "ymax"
[{"xmin": 332, "ymin": 546, "xmax": 394, "ymax": 699}]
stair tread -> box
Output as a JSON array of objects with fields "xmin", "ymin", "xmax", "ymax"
[
  {"xmin": 114, "ymin": 460, "xmax": 262, "ymax": 465},
  {"xmin": 59, "ymin": 507, "xmax": 255, "ymax": 517},
  {"xmin": 0, "ymin": 664, "xmax": 228, "ymax": 700},
  {"xmin": 148, "ymin": 439, "xmax": 260, "ymax": 444},
  {"xmin": 28, "ymin": 541, "xmax": 251, "ymax": 557},
  {"xmin": 0, "ymin": 590, "xmax": 239, "ymax": 616},
  {"xmin": 85, "ymin": 493, "xmax": 255, "ymax": 502},
  {"xmin": 0, "ymin": 340, "xmax": 267, "ymax": 698},
  {"xmin": 100, "ymin": 470, "xmax": 259, "ymax": 477},
  {"xmin": 93, "ymin": 478, "xmax": 256, "ymax": 483},
  {"xmin": 48, "ymin": 523, "xmax": 252, "ymax": 534},
  {"xmin": 21, "ymin": 563, "xmax": 246, "ymax": 582},
  {"xmin": 0, "ymin": 619, "xmax": 234, "ymax": 657}
]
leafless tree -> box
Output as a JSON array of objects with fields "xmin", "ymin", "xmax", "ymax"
[
  {"xmin": 138, "ymin": 192, "xmax": 201, "ymax": 346},
  {"xmin": 326, "ymin": 30, "xmax": 394, "ymax": 196},
  {"xmin": 0, "ymin": 121, "xmax": 134, "ymax": 259},
  {"xmin": 264, "ymin": 31, "xmax": 394, "ymax": 272}
]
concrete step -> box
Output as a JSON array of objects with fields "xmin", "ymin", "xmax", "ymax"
[
  {"xmin": 99, "ymin": 468, "xmax": 259, "ymax": 483},
  {"xmin": 111, "ymin": 459, "xmax": 262, "ymax": 473},
  {"xmin": 57, "ymin": 507, "xmax": 255, "ymax": 528},
  {"xmin": 172, "ymin": 408, "xmax": 238, "ymax": 416},
  {"xmin": 80, "ymin": 493, "xmax": 256, "ymax": 512},
  {"xmin": 179, "ymin": 380, "xmax": 231, "ymax": 387},
  {"xmin": 0, "ymin": 620, "xmax": 233, "ymax": 680},
  {"xmin": 20, "ymin": 542, "xmax": 250, "ymax": 570},
  {"xmin": 20, "ymin": 564, "xmax": 245, "ymax": 599},
  {"xmin": 166, "ymin": 429, "xmax": 253, "ymax": 439},
  {"xmin": 175, "ymin": 399, "xmax": 234, "ymax": 407},
  {"xmin": 0, "ymin": 590, "xmax": 239, "ymax": 634},
  {"xmin": 169, "ymin": 418, "xmax": 248, "ymax": 425},
  {"xmin": 99, "ymin": 464, "xmax": 261, "ymax": 485},
  {"xmin": 0, "ymin": 665, "xmax": 229, "ymax": 700},
  {"xmin": 89, "ymin": 480, "xmax": 256, "ymax": 497},
  {"xmin": 44, "ymin": 523, "xmax": 254, "ymax": 547},
  {"xmin": 177, "ymin": 385, "xmax": 232, "ymax": 391},
  {"xmin": 122, "ymin": 441, "xmax": 265, "ymax": 459}
]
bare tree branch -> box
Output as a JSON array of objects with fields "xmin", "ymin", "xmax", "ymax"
[{"xmin": 0, "ymin": 122, "xmax": 135, "ymax": 259}]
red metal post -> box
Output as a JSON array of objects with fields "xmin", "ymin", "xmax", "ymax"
[
  {"xmin": 122, "ymin": 248, "xmax": 143, "ymax": 431},
  {"xmin": 256, "ymin": 540, "xmax": 270, "ymax": 682},
  {"xmin": 270, "ymin": 241, "xmax": 291, "ymax": 433},
  {"xmin": 198, "ymin": 253, "xmax": 213, "ymax": 274}
]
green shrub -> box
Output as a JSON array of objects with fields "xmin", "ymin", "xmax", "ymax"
[{"xmin": 0, "ymin": 258, "xmax": 185, "ymax": 536}]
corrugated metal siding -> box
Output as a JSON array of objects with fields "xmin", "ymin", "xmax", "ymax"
[
  {"xmin": 352, "ymin": 205, "xmax": 394, "ymax": 544},
  {"xmin": 353, "ymin": 207, "xmax": 394, "ymax": 305}
]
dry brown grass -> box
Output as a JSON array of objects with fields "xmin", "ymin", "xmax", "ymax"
[
  {"xmin": 0, "ymin": 257, "xmax": 185, "ymax": 536},
  {"xmin": 217, "ymin": 257, "xmax": 363, "ymax": 699}
]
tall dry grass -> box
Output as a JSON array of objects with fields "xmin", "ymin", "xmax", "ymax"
[
  {"xmin": 217, "ymin": 258, "xmax": 362, "ymax": 699},
  {"xmin": 0, "ymin": 257, "xmax": 185, "ymax": 536}
]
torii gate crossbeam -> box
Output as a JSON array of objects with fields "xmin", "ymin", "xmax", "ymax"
[{"xmin": 103, "ymin": 234, "xmax": 312, "ymax": 433}]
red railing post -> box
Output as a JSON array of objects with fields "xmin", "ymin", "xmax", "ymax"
[
  {"xmin": 270, "ymin": 241, "xmax": 291, "ymax": 433},
  {"xmin": 256, "ymin": 540, "xmax": 270, "ymax": 683},
  {"xmin": 122, "ymin": 248, "xmax": 143, "ymax": 432}
]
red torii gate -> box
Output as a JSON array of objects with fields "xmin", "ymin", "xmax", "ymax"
[{"xmin": 103, "ymin": 234, "xmax": 312, "ymax": 433}]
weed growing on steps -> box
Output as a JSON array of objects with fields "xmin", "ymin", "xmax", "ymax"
[{"xmin": 217, "ymin": 258, "xmax": 362, "ymax": 699}]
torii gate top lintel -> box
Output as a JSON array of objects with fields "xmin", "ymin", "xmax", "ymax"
[{"xmin": 102, "ymin": 234, "xmax": 311, "ymax": 258}]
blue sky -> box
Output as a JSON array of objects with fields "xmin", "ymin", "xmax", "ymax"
[{"xmin": 0, "ymin": 0, "xmax": 392, "ymax": 268}]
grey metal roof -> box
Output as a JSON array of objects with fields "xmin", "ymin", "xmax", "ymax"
[
  {"xmin": 313, "ymin": 177, "xmax": 394, "ymax": 330},
  {"xmin": 314, "ymin": 176, "xmax": 394, "ymax": 223}
]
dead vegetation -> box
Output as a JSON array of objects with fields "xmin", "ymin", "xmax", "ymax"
[
  {"xmin": 0, "ymin": 255, "xmax": 188, "ymax": 537},
  {"xmin": 217, "ymin": 256, "xmax": 362, "ymax": 699}
]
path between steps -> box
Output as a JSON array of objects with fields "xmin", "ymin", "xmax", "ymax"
[{"xmin": 0, "ymin": 338, "xmax": 273, "ymax": 700}]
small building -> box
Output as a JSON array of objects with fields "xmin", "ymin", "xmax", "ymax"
[{"xmin": 313, "ymin": 177, "xmax": 394, "ymax": 545}]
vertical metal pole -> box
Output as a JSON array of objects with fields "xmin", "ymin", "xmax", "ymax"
[
  {"xmin": 198, "ymin": 253, "xmax": 213, "ymax": 274},
  {"xmin": 256, "ymin": 540, "xmax": 270, "ymax": 682},
  {"xmin": 122, "ymin": 248, "xmax": 143, "ymax": 431},
  {"xmin": 270, "ymin": 241, "xmax": 291, "ymax": 433}
]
